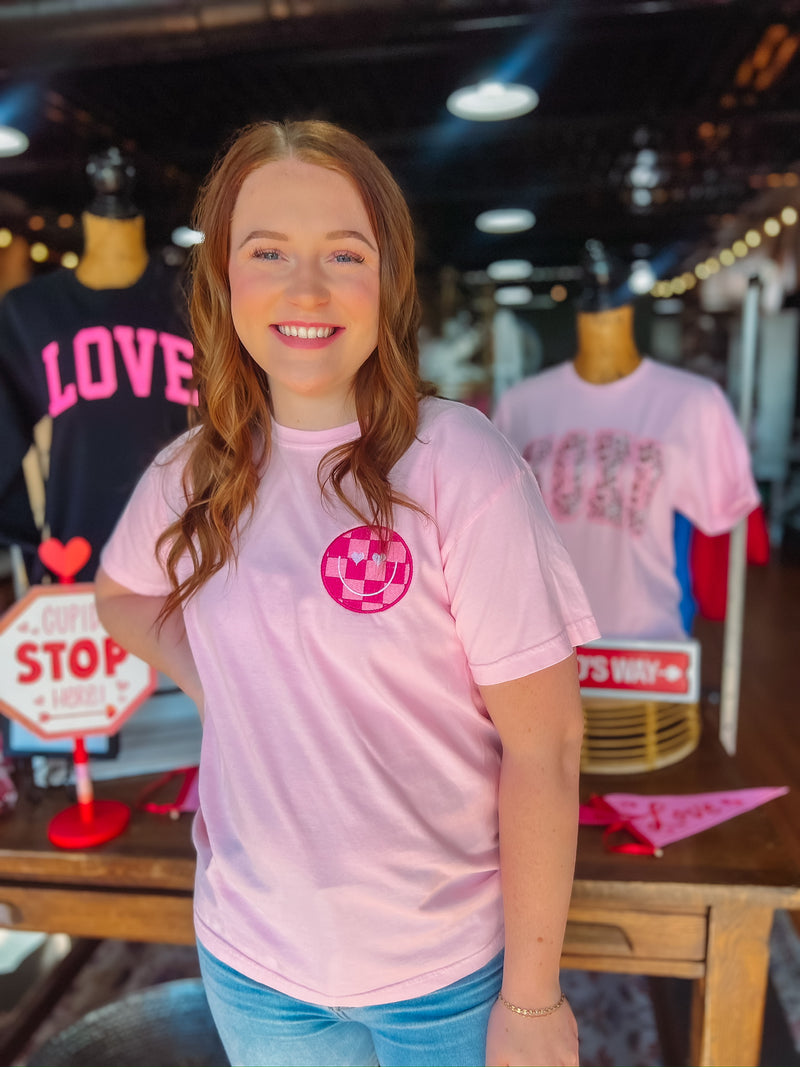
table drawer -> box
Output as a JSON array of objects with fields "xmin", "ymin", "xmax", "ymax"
[
  {"xmin": 563, "ymin": 904, "xmax": 706, "ymax": 965},
  {"xmin": 0, "ymin": 885, "xmax": 195, "ymax": 945}
]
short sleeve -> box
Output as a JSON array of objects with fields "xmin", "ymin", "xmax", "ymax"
[
  {"xmin": 439, "ymin": 453, "xmax": 599, "ymax": 686},
  {"xmin": 672, "ymin": 381, "xmax": 760, "ymax": 536},
  {"xmin": 99, "ymin": 437, "xmax": 190, "ymax": 596}
]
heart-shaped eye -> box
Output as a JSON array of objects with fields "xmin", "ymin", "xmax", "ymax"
[
  {"xmin": 350, "ymin": 551, "xmax": 366, "ymax": 564},
  {"xmin": 372, "ymin": 553, "xmax": 387, "ymax": 565}
]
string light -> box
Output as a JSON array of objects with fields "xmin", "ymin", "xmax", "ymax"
[{"xmin": 650, "ymin": 195, "xmax": 799, "ymax": 297}]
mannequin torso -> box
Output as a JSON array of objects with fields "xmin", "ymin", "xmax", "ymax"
[
  {"xmin": 75, "ymin": 212, "xmax": 149, "ymax": 290},
  {"xmin": 573, "ymin": 304, "xmax": 642, "ymax": 384}
]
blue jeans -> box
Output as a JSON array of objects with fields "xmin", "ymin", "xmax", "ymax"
[{"xmin": 198, "ymin": 940, "xmax": 504, "ymax": 1067}]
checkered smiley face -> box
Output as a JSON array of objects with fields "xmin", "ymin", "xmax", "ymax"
[{"xmin": 321, "ymin": 527, "xmax": 413, "ymax": 613}]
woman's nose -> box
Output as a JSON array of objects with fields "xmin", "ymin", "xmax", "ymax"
[{"xmin": 285, "ymin": 261, "xmax": 330, "ymax": 307}]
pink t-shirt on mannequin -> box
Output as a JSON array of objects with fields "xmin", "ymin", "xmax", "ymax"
[
  {"xmin": 493, "ymin": 357, "xmax": 760, "ymax": 640},
  {"xmin": 101, "ymin": 396, "xmax": 598, "ymax": 1007}
]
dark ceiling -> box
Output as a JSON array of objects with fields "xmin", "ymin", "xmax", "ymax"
[{"xmin": 1, "ymin": 0, "xmax": 799, "ymax": 286}]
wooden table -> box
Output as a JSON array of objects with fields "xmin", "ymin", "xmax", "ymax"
[{"xmin": 0, "ymin": 728, "xmax": 797, "ymax": 1067}]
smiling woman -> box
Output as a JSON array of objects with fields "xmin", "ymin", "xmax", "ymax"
[
  {"xmin": 227, "ymin": 158, "xmax": 380, "ymax": 429},
  {"xmin": 93, "ymin": 118, "xmax": 599, "ymax": 1067}
]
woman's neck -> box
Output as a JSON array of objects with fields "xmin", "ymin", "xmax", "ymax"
[
  {"xmin": 75, "ymin": 212, "xmax": 149, "ymax": 290},
  {"xmin": 573, "ymin": 305, "xmax": 642, "ymax": 384}
]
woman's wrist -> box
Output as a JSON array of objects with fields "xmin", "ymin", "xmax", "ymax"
[{"xmin": 497, "ymin": 989, "xmax": 566, "ymax": 1018}]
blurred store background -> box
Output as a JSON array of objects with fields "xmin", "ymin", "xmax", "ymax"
[{"xmin": 0, "ymin": 2, "xmax": 799, "ymax": 1065}]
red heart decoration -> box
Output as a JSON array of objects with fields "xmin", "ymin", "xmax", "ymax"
[{"xmin": 38, "ymin": 537, "xmax": 92, "ymax": 581}]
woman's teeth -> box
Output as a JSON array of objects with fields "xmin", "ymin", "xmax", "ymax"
[{"xmin": 276, "ymin": 325, "xmax": 335, "ymax": 339}]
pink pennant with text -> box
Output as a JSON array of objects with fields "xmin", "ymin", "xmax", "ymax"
[{"xmin": 581, "ymin": 786, "xmax": 788, "ymax": 852}]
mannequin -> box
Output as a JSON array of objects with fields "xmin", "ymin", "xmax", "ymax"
[
  {"xmin": 75, "ymin": 147, "xmax": 149, "ymax": 290},
  {"xmin": 492, "ymin": 239, "xmax": 759, "ymax": 641},
  {"xmin": 0, "ymin": 233, "xmax": 32, "ymax": 298},
  {"xmin": 0, "ymin": 146, "xmax": 195, "ymax": 583},
  {"xmin": 572, "ymin": 239, "xmax": 642, "ymax": 384}
]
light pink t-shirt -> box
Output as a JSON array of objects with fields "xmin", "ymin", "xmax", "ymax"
[
  {"xmin": 493, "ymin": 358, "xmax": 760, "ymax": 640},
  {"xmin": 101, "ymin": 396, "xmax": 598, "ymax": 1006}
]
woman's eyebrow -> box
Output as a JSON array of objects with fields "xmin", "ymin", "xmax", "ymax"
[
  {"xmin": 326, "ymin": 229, "xmax": 377, "ymax": 252},
  {"xmin": 238, "ymin": 229, "xmax": 287, "ymax": 248},
  {"xmin": 237, "ymin": 228, "xmax": 377, "ymax": 252}
]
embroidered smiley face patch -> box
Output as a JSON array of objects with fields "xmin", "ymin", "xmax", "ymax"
[{"xmin": 321, "ymin": 527, "xmax": 413, "ymax": 613}]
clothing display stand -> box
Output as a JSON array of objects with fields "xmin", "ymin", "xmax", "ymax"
[{"xmin": 719, "ymin": 276, "xmax": 761, "ymax": 755}]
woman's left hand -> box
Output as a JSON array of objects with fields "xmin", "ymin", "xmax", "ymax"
[{"xmin": 485, "ymin": 996, "xmax": 579, "ymax": 1067}]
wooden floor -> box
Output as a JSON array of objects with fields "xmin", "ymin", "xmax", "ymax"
[{"xmin": 694, "ymin": 558, "xmax": 800, "ymax": 886}]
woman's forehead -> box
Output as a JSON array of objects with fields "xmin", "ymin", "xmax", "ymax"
[{"xmin": 234, "ymin": 159, "xmax": 371, "ymax": 224}]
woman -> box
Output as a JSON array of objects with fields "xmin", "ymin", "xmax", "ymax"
[{"xmin": 95, "ymin": 119, "xmax": 598, "ymax": 1067}]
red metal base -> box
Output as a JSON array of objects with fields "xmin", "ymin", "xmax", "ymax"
[{"xmin": 48, "ymin": 799, "xmax": 131, "ymax": 849}]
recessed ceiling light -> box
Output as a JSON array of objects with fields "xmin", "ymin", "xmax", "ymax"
[
  {"xmin": 487, "ymin": 259, "xmax": 534, "ymax": 281},
  {"xmin": 0, "ymin": 125, "xmax": 29, "ymax": 157},
  {"xmin": 494, "ymin": 285, "xmax": 533, "ymax": 306},
  {"xmin": 447, "ymin": 80, "xmax": 539, "ymax": 121},
  {"xmin": 628, "ymin": 260, "xmax": 656, "ymax": 294},
  {"xmin": 476, "ymin": 208, "xmax": 536, "ymax": 234},
  {"xmin": 171, "ymin": 226, "xmax": 204, "ymax": 247}
]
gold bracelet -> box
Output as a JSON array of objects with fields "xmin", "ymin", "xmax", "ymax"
[{"xmin": 497, "ymin": 990, "xmax": 566, "ymax": 1018}]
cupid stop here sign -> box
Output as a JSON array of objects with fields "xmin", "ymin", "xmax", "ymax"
[{"xmin": 0, "ymin": 583, "xmax": 156, "ymax": 740}]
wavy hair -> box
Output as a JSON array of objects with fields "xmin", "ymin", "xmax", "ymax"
[{"xmin": 156, "ymin": 119, "xmax": 435, "ymax": 619}]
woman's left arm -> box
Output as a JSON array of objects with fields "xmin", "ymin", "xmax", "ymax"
[{"xmin": 479, "ymin": 653, "xmax": 584, "ymax": 1067}]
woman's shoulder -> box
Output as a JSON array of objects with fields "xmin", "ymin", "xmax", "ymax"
[
  {"xmin": 415, "ymin": 396, "xmax": 528, "ymax": 476},
  {"xmin": 136, "ymin": 425, "xmax": 200, "ymax": 509},
  {"xmin": 419, "ymin": 394, "xmax": 506, "ymax": 442},
  {"xmin": 151, "ymin": 424, "xmax": 201, "ymax": 469}
]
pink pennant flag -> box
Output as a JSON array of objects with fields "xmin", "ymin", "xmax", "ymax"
[{"xmin": 580, "ymin": 786, "xmax": 789, "ymax": 854}]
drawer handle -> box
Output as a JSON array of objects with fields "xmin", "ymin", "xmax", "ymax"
[
  {"xmin": 0, "ymin": 902, "xmax": 24, "ymax": 926},
  {"xmin": 563, "ymin": 921, "xmax": 634, "ymax": 955}
]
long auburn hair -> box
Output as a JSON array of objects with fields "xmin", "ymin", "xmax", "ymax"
[{"xmin": 156, "ymin": 119, "xmax": 435, "ymax": 618}]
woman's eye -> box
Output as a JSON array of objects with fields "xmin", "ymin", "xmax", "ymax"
[
  {"xmin": 252, "ymin": 248, "xmax": 281, "ymax": 261},
  {"xmin": 332, "ymin": 251, "xmax": 365, "ymax": 264}
]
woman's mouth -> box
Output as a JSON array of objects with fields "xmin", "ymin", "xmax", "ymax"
[{"xmin": 275, "ymin": 324, "xmax": 339, "ymax": 339}]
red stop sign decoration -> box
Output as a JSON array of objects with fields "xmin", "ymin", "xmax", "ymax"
[{"xmin": 0, "ymin": 584, "xmax": 157, "ymax": 740}]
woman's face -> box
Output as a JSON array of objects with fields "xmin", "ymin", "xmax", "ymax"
[{"xmin": 228, "ymin": 157, "xmax": 380, "ymax": 429}]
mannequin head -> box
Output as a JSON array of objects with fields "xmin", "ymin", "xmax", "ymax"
[
  {"xmin": 85, "ymin": 147, "xmax": 140, "ymax": 220},
  {"xmin": 76, "ymin": 147, "xmax": 148, "ymax": 288},
  {"xmin": 576, "ymin": 239, "xmax": 634, "ymax": 313}
]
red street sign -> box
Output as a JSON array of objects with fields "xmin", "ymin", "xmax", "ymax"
[
  {"xmin": 576, "ymin": 638, "xmax": 700, "ymax": 703},
  {"xmin": 0, "ymin": 584, "xmax": 157, "ymax": 740}
]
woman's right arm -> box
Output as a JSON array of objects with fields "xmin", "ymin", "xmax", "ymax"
[{"xmin": 94, "ymin": 566, "xmax": 204, "ymax": 717}]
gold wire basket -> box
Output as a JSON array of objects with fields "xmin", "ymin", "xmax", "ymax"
[{"xmin": 580, "ymin": 696, "xmax": 702, "ymax": 775}]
